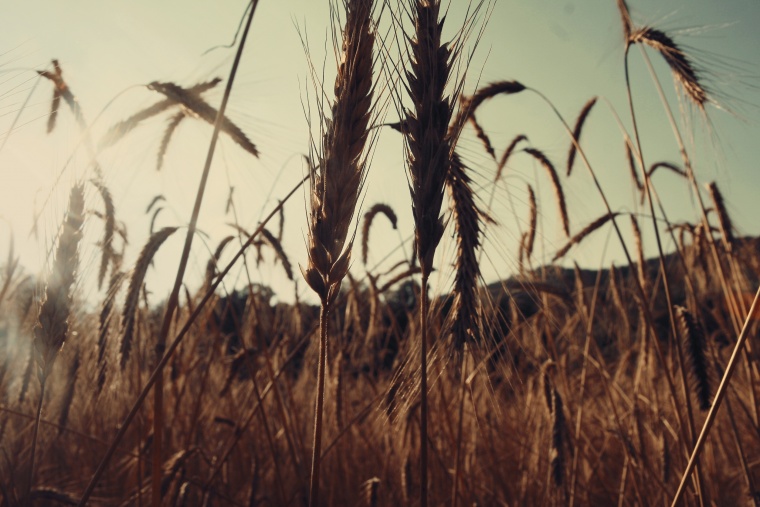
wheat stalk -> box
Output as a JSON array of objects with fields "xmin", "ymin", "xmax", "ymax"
[
  {"xmin": 402, "ymin": 2, "xmax": 459, "ymax": 503},
  {"xmin": 303, "ymin": 1, "xmax": 375, "ymax": 505}
]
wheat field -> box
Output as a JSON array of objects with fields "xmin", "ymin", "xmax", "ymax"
[{"xmin": 2, "ymin": 1, "xmax": 760, "ymax": 506}]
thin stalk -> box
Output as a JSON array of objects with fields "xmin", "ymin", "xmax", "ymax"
[
  {"xmin": 149, "ymin": 3, "xmax": 258, "ymax": 505},
  {"xmin": 420, "ymin": 273, "xmax": 430, "ymax": 507},
  {"xmin": 672, "ymin": 286, "xmax": 760, "ymax": 506},
  {"xmin": 451, "ymin": 345, "xmax": 469, "ymax": 507},
  {"xmin": 309, "ymin": 303, "xmax": 329, "ymax": 507}
]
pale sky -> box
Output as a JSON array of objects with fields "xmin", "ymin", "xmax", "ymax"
[{"xmin": 2, "ymin": 0, "xmax": 760, "ymax": 305}]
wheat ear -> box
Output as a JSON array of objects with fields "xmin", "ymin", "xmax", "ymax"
[
  {"xmin": 361, "ymin": 203, "xmax": 398, "ymax": 265},
  {"xmin": 496, "ymin": 134, "xmax": 528, "ymax": 182},
  {"xmin": 629, "ymin": 27, "xmax": 707, "ymax": 108},
  {"xmin": 89, "ymin": 178, "xmax": 115, "ymax": 290},
  {"xmin": 630, "ymin": 215, "xmax": 647, "ymax": 294},
  {"xmin": 28, "ymin": 183, "xmax": 84, "ymax": 503},
  {"xmin": 119, "ymin": 227, "xmax": 178, "ymax": 369},
  {"xmin": 448, "ymin": 154, "xmax": 482, "ymax": 350},
  {"xmin": 676, "ymin": 306, "xmax": 712, "ymax": 411},
  {"xmin": 567, "ymin": 97, "xmax": 597, "ymax": 177},
  {"xmin": 524, "ymin": 147, "xmax": 570, "ymax": 237},
  {"xmin": 147, "ymin": 81, "xmax": 260, "ymax": 157},
  {"xmin": 33, "ymin": 183, "xmax": 84, "ymax": 382},
  {"xmin": 525, "ymin": 184, "xmax": 538, "ymax": 261},
  {"xmin": 706, "ymin": 181, "xmax": 735, "ymax": 252},
  {"xmin": 303, "ymin": 2, "xmax": 375, "ymax": 505},
  {"xmin": 552, "ymin": 212, "xmax": 620, "ymax": 262}
]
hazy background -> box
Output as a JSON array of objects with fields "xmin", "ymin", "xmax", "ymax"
[{"xmin": 2, "ymin": 0, "xmax": 759, "ymax": 305}]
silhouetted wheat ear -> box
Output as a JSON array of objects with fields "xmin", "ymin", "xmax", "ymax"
[
  {"xmin": 33, "ymin": 183, "xmax": 85, "ymax": 383},
  {"xmin": 525, "ymin": 184, "xmax": 537, "ymax": 260},
  {"xmin": 204, "ymin": 235, "xmax": 235, "ymax": 288},
  {"xmin": 648, "ymin": 161, "xmax": 686, "ymax": 180},
  {"xmin": 550, "ymin": 388, "xmax": 565, "ymax": 487},
  {"xmin": 119, "ymin": 227, "xmax": 178, "ymax": 369},
  {"xmin": 608, "ymin": 263, "xmax": 631, "ymax": 338},
  {"xmin": 630, "ymin": 215, "xmax": 647, "ymax": 292},
  {"xmin": 616, "ymin": 0, "xmax": 633, "ymax": 41},
  {"xmin": 629, "ymin": 27, "xmax": 708, "ymax": 108},
  {"xmin": 567, "ymin": 97, "xmax": 596, "ymax": 177},
  {"xmin": 496, "ymin": 134, "xmax": 528, "ymax": 182},
  {"xmin": 524, "ymin": 148, "xmax": 570, "ymax": 237},
  {"xmin": 553, "ymin": 212, "xmax": 620, "ymax": 262},
  {"xmin": 147, "ymin": 81, "xmax": 260, "ymax": 158},
  {"xmin": 361, "ymin": 203, "xmax": 398, "ymax": 265},
  {"xmin": 57, "ymin": 350, "xmax": 80, "ymax": 433},
  {"xmin": 448, "ymin": 154, "xmax": 482, "ymax": 349},
  {"xmin": 38, "ymin": 59, "xmax": 84, "ymax": 131},
  {"xmin": 98, "ymin": 77, "xmax": 222, "ymax": 149},
  {"xmin": 469, "ymin": 113, "xmax": 496, "ymax": 159},
  {"xmin": 403, "ymin": 0, "xmax": 456, "ymax": 276},
  {"xmin": 259, "ymin": 228, "xmax": 293, "ymax": 280},
  {"xmin": 157, "ymin": 112, "xmax": 186, "ymax": 171},
  {"xmin": 675, "ymin": 305, "xmax": 712, "ymax": 411},
  {"xmin": 706, "ymin": 181, "xmax": 735, "ymax": 251},
  {"xmin": 97, "ymin": 268, "xmax": 124, "ymax": 392},
  {"xmin": 303, "ymin": 0, "xmax": 374, "ymax": 303},
  {"xmin": 625, "ymin": 140, "xmax": 644, "ymax": 193},
  {"xmin": 89, "ymin": 178, "xmax": 115, "ymax": 291},
  {"xmin": 464, "ymin": 80, "xmax": 526, "ymax": 117}
]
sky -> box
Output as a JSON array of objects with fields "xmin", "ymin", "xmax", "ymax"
[{"xmin": 2, "ymin": 0, "xmax": 760, "ymax": 306}]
